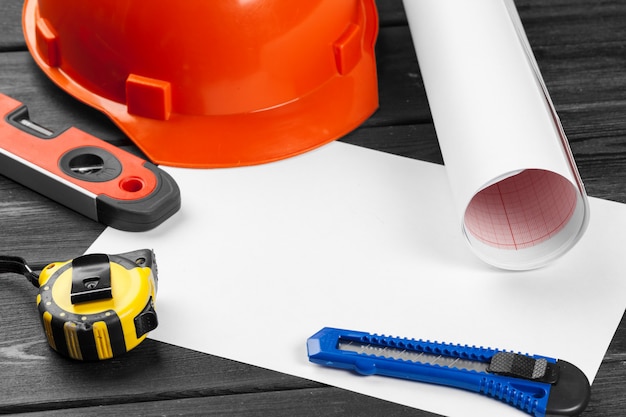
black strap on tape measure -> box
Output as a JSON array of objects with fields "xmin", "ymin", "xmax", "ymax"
[{"xmin": 0, "ymin": 255, "xmax": 41, "ymax": 287}]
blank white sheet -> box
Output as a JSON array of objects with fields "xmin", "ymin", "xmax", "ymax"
[{"xmin": 88, "ymin": 141, "xmax": 626, "ymax": 417}]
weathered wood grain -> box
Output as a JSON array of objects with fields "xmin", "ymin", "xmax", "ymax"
[{"xmin": 9, "ymin": 386, "xmax": 439, "ymax": 417}]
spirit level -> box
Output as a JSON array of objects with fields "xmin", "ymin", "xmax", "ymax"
[{"xmin": 0, "ymin": 93, "xmax": 180, "ymax": 231}]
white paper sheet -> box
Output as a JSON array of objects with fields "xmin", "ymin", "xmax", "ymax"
[
  {"xmin": 403, "ymin": 0, "xmax": 589, "ymax": 270},
  {"xmin": 88, "ymin": 141, "xmax": 626, "ymax": 417}
]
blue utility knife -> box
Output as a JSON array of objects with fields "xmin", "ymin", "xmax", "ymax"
[{"xmin": 307, "ymin": 327, "xmax": 590, "ymax": 416}]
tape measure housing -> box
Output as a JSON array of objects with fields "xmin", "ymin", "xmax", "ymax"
[{"xmin": 36, "ymin": 249, "xmax": 158, "ymax": 360}]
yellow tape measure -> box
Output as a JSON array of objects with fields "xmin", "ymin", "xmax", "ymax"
[{"xmin": 36, "ymin": 249, "xmax": 158, "ymax": 361}]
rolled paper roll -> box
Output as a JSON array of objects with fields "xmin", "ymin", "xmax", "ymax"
[{"xmin": 403, "ymin": 0, "xmax": 589, "ymax": 270}]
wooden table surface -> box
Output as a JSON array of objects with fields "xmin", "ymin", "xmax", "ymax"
[{"xmin": 1, "ymin": 1, "xmax": 625, "ymax": 415}]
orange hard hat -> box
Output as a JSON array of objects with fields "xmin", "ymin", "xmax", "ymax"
[{"xmin": 22, "ymin": 0, "xmax": 379, "ymax": 168}]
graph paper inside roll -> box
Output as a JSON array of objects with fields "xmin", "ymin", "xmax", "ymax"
[{"xmin": 463, "ymin": 169, "xmax": 587, "ymax": 269}]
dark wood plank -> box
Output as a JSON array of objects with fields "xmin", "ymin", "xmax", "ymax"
[
  {"xmin": 13, "ymin": 387, "xmax": 439, "ymax": 417},
  {"xmin": 0, "ymin": 0, "xmax": 410, "ymax": 49},
  {"xmin": 585, "ymin": 314, "xmax": 626, "ymax": 415},
  {"xmin": 342, "ymin": 124, "xmax": 443, "ymax": 164},
  {"xmin": 0, "ymin": 0, "xmax": 24, "ymax": 52},
  {"xmin": 515, "ymin": 1, "xmax": 626, "ymax": 205},
  {"xmin": 0, "ymin": 51, "xmax": 130, "ymax": 145},
  {"xmin": 0, "ymin": 337, "xmax": 320, "ymax": 413},
  {"xmin": 375, "ymin": 0, "xmax": 408, "ymax": 26},
  {"xmin": 369, "ymin": 25, "xmax": 432, "ymax": 126}
]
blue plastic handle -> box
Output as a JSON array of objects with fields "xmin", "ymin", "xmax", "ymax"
[{"xmin": 307, "ymin": 327, "xmax": 589, "ymax": 417}]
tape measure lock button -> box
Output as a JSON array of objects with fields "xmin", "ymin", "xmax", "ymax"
[{"xmin": 134, "ymin": 297, "xmax": 158, "ymax": 338}]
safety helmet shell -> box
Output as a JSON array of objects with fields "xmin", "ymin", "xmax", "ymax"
[{"xmin": 23, "ymin": 0, "xmax": 379, "ymax": 168}]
